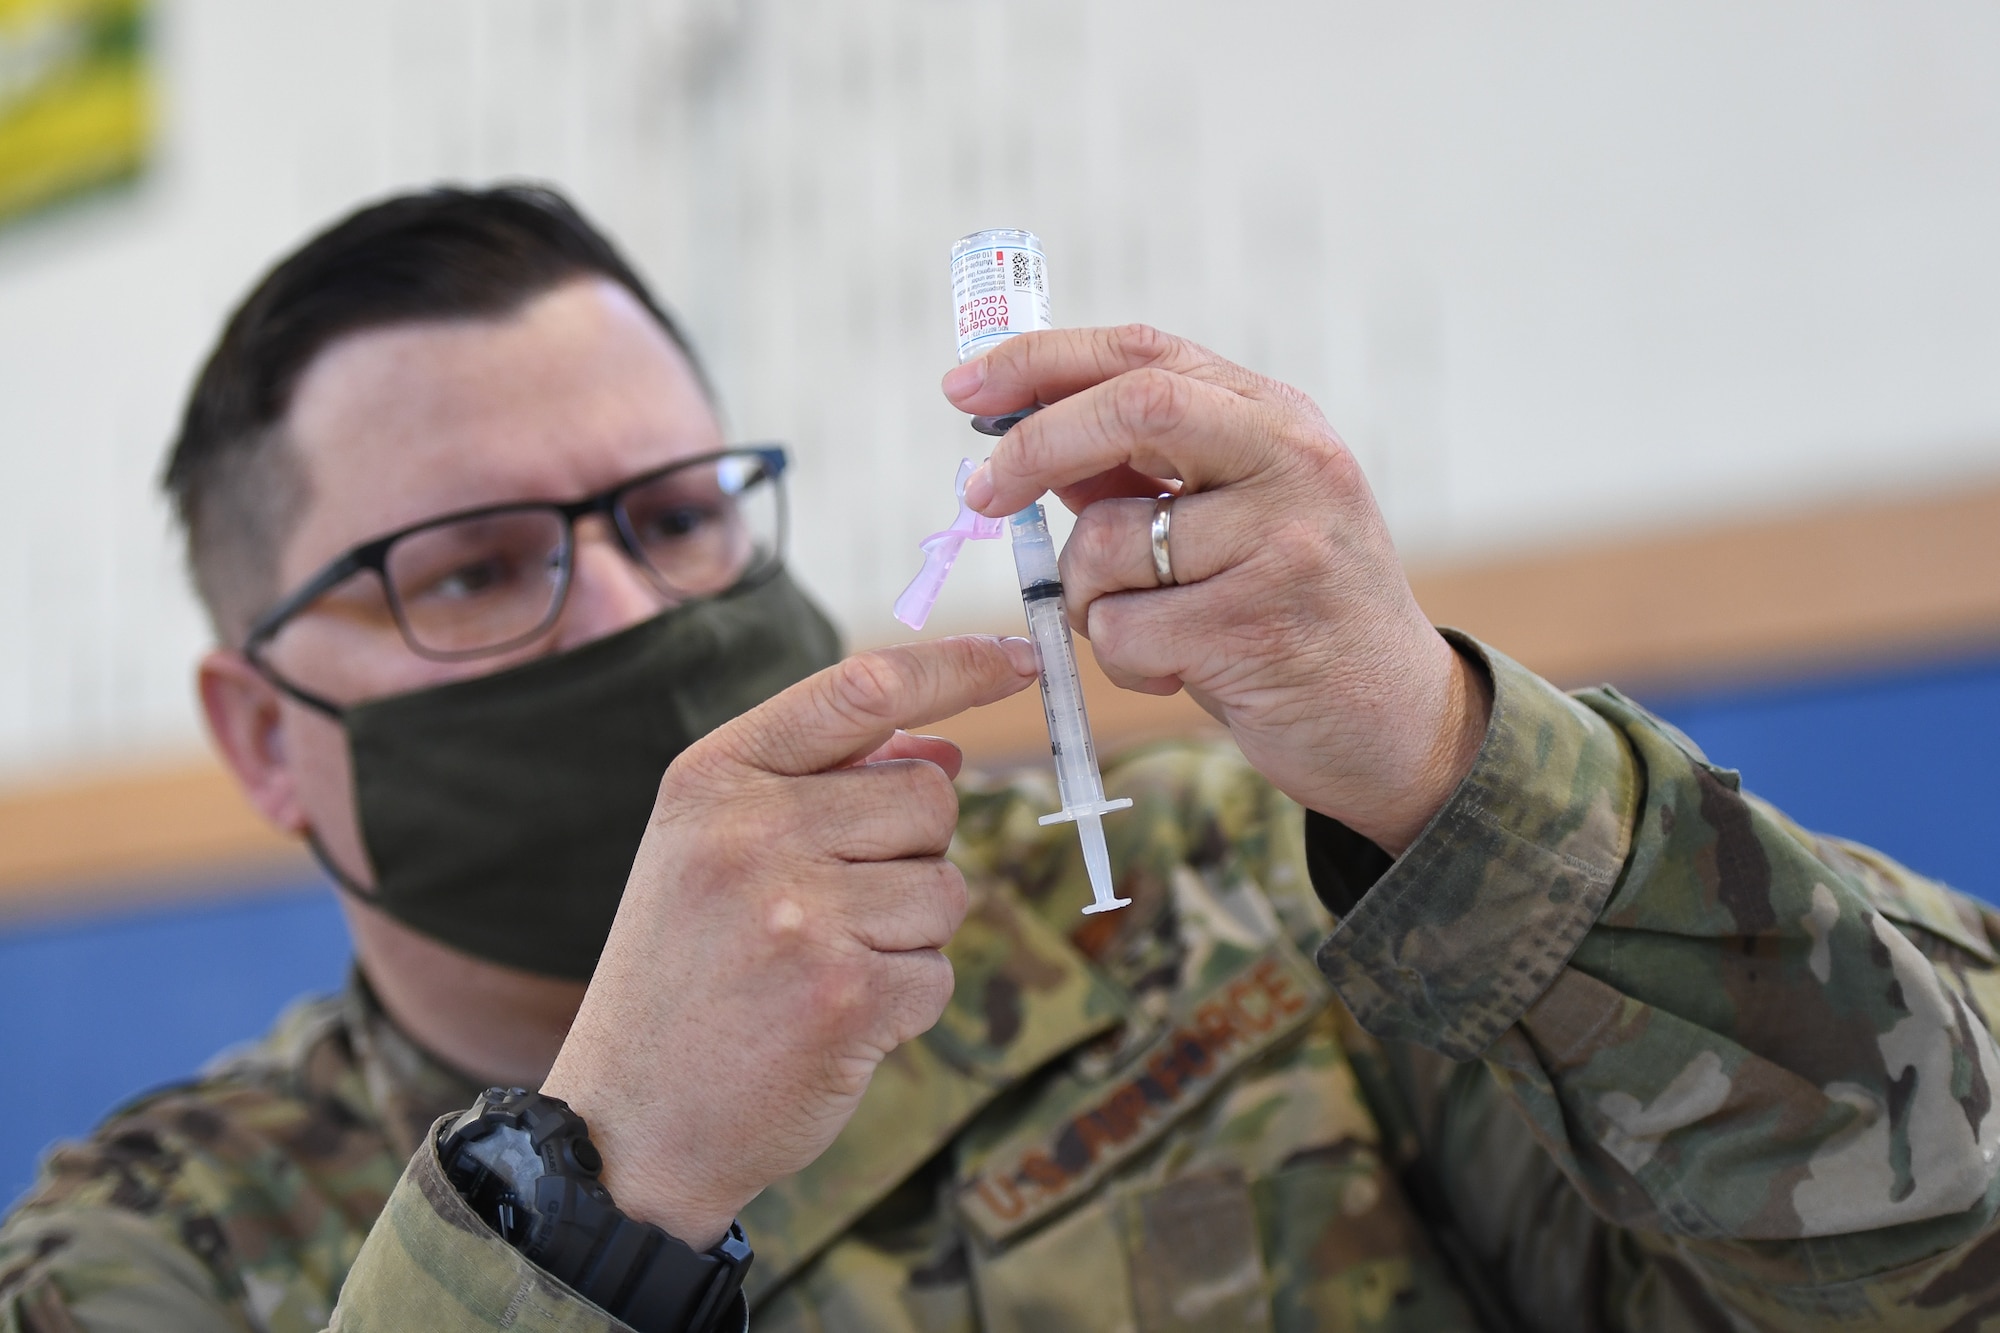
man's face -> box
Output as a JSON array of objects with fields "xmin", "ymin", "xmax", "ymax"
[{"xmin": 205, "ymin": 275, "xmax": 726, "ymax": 881}]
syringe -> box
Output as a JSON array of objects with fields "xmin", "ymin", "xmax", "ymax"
[
  {"xmin": 922, "ymin": 225, "xmax": 1131, "ymax": 914},
  {"xmin": 1008, "ymin": 504, "xmax": 1133, "ymax": 914}
]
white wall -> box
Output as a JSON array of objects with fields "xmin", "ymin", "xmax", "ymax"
[{"xmin": 3, "ymin": 0, "xmax": 1999, "ymax": 780}]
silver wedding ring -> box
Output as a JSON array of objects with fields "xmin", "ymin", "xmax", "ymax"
[{"xmin": 1150, "ymin": 494, "xmax": 1177, "ymax": 587}]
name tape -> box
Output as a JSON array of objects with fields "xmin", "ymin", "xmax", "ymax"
[{"xmin": 956, "ymin": 944, "xmax": 1328, "ymax": 1244}]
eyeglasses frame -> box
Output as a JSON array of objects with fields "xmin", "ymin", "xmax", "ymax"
[{"xmin": 241, "ymin": 444, "xmax": 790, "ymax": 715}]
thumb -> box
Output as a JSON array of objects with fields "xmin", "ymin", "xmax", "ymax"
[{"xmin": 855, "ymin": 730, "xmax": 967, "ymax": 780}]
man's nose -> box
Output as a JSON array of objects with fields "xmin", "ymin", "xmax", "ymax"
[{"xmin": 555, "ymin": 518, "xmax": 669, "ymax": 650}]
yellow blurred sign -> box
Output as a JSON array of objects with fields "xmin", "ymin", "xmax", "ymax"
[{"xmin": 0, "ymin": 0, "xmax": 148, "ymax": 223}]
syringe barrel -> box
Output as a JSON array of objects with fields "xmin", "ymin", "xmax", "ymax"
[
  {"xmin": 1011, "ymin": 505, "xmax": 1107, "ymax": 808},
  {"xmin": 1022, "ymin": 595, "xmax": 1109, "ymax": 808}
]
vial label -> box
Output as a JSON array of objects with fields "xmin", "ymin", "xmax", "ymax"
[{"xmin": 952, "ymin": 233, "xmax": 1051, "ymax": 362}]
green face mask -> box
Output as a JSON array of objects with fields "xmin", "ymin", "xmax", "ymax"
[{"xmin": 323, "ymin": 572, "xmax": 841, "ymax": 981}]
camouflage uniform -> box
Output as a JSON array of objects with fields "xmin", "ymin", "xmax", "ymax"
[{"xmin": 2, "ymin": 636, "xmax": 1997, "ymax": 1331}]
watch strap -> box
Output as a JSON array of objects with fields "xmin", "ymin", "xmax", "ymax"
[
  {"xmin": 440, "ymin": 1089, "xmax": 751, "ymax": 1333},
  {"xmin": 528, "ymin": 1172, "xmax": 750, "ymax": 1331}
]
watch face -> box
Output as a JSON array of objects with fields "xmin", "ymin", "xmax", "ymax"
[
  {"xmin": 459, "ymin": 1119, "xmax": 543, "ymax": 1193},
  {"xmin": 444, "ymin": 1114, "xmax": 544, "ymax": 1243}
]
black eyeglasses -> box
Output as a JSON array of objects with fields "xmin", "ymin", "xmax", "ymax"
[{"xmin": 245, "ymin": 446, "xmax": 789, "ymax": 708}]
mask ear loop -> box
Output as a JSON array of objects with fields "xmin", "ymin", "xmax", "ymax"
[
  {"xmin": 303, "ymin": 826, "xmax": 382, "ymax": 904},
  {"xmin": 260, "ymin": 655, "xmax": 372, "ymax": 902}
]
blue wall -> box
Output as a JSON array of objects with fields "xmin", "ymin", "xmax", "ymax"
[
  {"xmin": 0, "ymin": 651, "xmax": 1995, "ymax": 1207},
  {"xmin": 1644, "ymin": 652, "xmax": 2000, "ymax": 906},
  {"xmin": 0, "ymin": 881, "xmax": 349, "ymax": 1205}
]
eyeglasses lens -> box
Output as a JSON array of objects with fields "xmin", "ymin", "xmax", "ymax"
[
  {"xmin": 616, "ymin": 453, "xmax": 782, "ymax": 599},
  {"xmin": 383, "ymin": 508, "xmax": 571, "ymax": 656}
]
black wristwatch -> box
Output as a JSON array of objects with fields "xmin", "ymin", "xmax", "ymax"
[{"xmin": 438, "ymin": 1088, "xmax": 752, "ymax": 1333}]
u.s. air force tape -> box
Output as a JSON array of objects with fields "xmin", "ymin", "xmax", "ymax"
[{"xmin": 954, "ymin": 941, "xmax": 1331, "ymax": 1244}]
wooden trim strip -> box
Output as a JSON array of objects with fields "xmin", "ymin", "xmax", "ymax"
[
  {"xmin": 0, "ymin": 656, "xmax": 1218, "ymax": 911},
  {"xmin": 1409, "ymin": 480, "xmax": 2000, "ymax": 691},
  {"xmin": 3, "ymin": 479, "xmax": 1996, "ymax": 907},
  {"xmin": 0, "ymin": 760, "xmax": 310, "ymax": 913}
]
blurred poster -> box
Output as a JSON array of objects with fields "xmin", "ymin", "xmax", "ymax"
[{"xmin": 0, "ymin": 0, "xmax": 148, "ymax": 224}]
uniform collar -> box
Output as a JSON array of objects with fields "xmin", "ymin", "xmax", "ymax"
[{"xmin": 339, "ymin": 969, "xmax": 489, "ymax": 1160}]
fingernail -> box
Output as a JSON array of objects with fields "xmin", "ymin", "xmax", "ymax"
[
  {"xmin": 964, "ymin": 462, "xmax": 995, "ymax": 511},
  {"xmin": 942, "ymin": 359, "xmax": 985, "ymax": 400},
  {"xmin": 999, "ymin": 636, "xmax": 1038, "ymax": 675}
]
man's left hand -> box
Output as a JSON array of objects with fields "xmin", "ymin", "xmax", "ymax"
[{"xmin": 948, "ymin": 324, "xmax": 1489, "ymax": 854}]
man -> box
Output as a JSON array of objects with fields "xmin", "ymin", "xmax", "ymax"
[{"xmin": 0, "ymin": 183, "xmax": 1995, "ymax": 1332}]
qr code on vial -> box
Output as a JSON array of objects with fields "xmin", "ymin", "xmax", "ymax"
[{"xmin": 1011, "ymin": 249, "xmax": 1044, "ymax": 294}]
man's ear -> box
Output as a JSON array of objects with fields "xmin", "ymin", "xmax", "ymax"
[{"xmin": 198, "ymin": 649, "xmax": 309, "ymax": 835}]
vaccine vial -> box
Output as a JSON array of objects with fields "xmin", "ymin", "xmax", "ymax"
[
  {"xmin": 951, "ymin": 229, "xmax": 1051, "ymax": 364},
  {"xmin": 953, "ymin": 228, "xmax": 1051, "ymax": 435}
]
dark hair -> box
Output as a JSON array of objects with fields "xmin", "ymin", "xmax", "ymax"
[{"xmin": 162, "ymin": 183, "xmax": 709, "ymax": 642}]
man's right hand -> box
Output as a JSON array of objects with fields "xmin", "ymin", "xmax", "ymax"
[{"xmin": 539, "ymin": 635, "xmax": 1039, "ymax": 1250}]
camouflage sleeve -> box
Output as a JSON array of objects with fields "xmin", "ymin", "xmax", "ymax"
[
  {"xmin": 0, "ymin": 1131, "xmax": 638, "ymax": 1333},
  {"xmin": 1311, "ymin": 633, "xmax": 2000, "ymax": 1331},
  {"xmin": 0, "ymin": 1071, "xmax": 356, "ymax": 1333},
  {"xmin": 326, "ymin": 1125, "xmax": 685, "ymax": 1332},
  {"xmin": 0, "ymin": 1202, "xmax": 258, "ymax": 1333}
]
